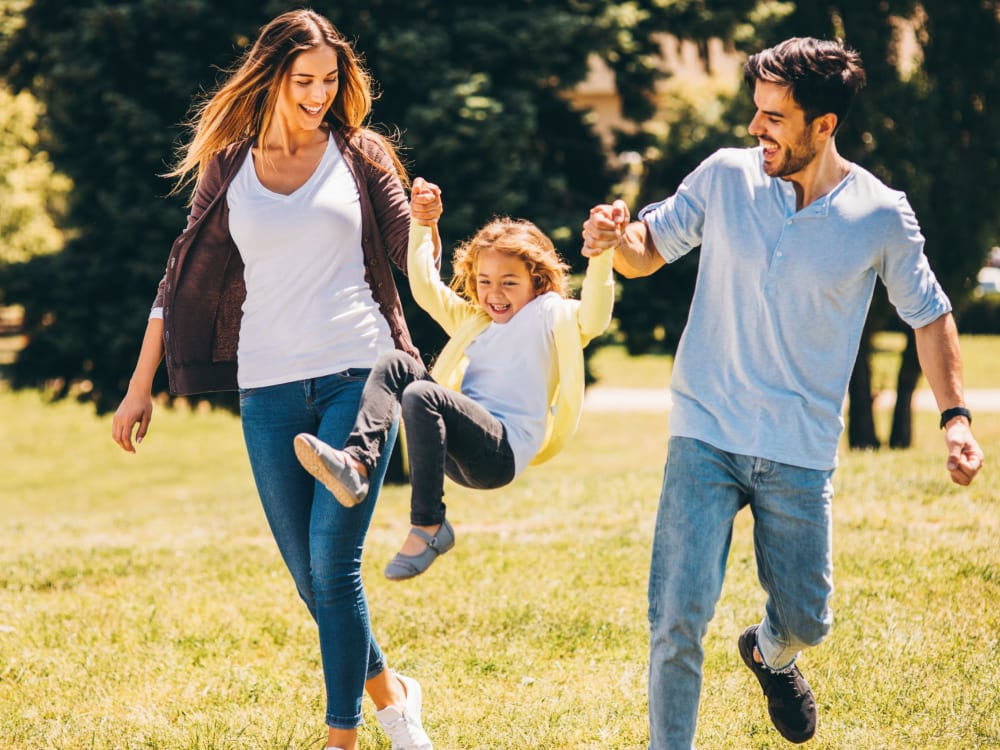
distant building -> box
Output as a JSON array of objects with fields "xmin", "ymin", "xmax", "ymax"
[{"xmin": 565, "ymin": 36, "xmax": 743, "ymax": 161}]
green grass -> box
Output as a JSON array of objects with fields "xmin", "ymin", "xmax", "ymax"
[
  {"xmin": 1, "ymin": 348, "xmax": 997, "ymax": 749},
  {"xmin": 869, "ymin": 331, "xmax": 1000, "ymax": 393}
]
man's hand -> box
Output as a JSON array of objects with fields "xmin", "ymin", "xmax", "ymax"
[
  {"xmin": 944, "ymin": 419, "xmax": 984, "ymax": 486},
  {"xmin": 582, "ymin": 199, "xmax": 630, "ymax": 258}
]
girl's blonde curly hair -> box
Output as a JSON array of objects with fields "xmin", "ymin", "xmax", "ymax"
[{"xmin": 450, "ymin": 218, "xmax": 570, "ymax": 303}]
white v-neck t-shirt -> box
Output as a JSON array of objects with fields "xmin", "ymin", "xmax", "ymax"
[{"xmin": 226, "ymin": 134, "xmax": 394, "ymax": 388}]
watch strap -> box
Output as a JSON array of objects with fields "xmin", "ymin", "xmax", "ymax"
[{"xmin": 939, "ymin": 406, "xmax": 972, "ymax": 429}]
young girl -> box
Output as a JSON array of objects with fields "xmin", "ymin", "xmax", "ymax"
[{"xmin": 294, "ymin": 178, "xmax": 615, "ymax": 580}]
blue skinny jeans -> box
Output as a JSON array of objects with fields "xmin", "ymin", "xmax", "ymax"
[{"xmin": 239, "ymin": 370, "xmax": 398, "ymax": 729}]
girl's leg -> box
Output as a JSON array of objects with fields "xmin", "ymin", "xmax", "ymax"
[
  {"xmin": 399, "ymin": 380, "xmax": 514, "ymax": 553},
  {"xmin": 343, "ymin": 350, "xmax": 430, "ymax": 474}
]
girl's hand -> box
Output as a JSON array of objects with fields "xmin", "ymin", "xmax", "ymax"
[{"xmin": 410, "ymin": 177, "xmax": 443, "ymax": 226}]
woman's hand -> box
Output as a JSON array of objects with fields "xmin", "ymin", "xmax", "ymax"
[
  {"xmin": 410, "ymin": 177, "xmax": 443, "ymax": 226},
  {"xmin": 112, "ymin": 389, "xmax": 154, "ymax": 453}
]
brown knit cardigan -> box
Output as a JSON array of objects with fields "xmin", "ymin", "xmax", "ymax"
[{"xmin": 152, "ymin": 128, "xmax": 418, "ymax": 395}]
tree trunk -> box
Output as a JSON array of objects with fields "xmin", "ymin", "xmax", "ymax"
[
  {"xmin": 847, "ymin": 323, "xmax": 880, "ymax": 450},
  {"xmin": 889, "ymin": 327, "xmax": 921, "ymax": 449}
]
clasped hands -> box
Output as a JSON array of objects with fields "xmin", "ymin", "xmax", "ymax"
[
  {"xmin": 582, "ymin": 199, "xmax": 631, "ymax": 258},
  {"xmin": 410, "ymin": 177, "xmax": 442, "ymax": 225}
]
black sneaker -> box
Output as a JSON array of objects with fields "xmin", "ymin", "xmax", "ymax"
[{"xmin": 738, "ymin": 625, "xmax": 817, "ymax": 743}]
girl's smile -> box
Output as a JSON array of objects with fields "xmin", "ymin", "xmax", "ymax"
[{"xmin": 475, "ymin": 249, "xmax": 538, "ymax": 324}]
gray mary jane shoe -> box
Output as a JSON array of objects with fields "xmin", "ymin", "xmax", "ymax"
[{"xmin": 384, "ymin": 519, "xmax": 456, "ymax": 581}]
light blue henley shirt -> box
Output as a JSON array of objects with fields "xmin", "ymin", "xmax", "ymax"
[{"xmin": 639, "ymin": 147, "xmax": 951, "ymax": 470}]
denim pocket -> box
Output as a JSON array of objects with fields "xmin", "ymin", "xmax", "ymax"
[{"xmin": 335, "ymin": 368, "xmax": 371, "ymax": 383}]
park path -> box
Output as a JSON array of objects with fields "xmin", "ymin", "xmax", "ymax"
[{"xmin": 584, "ymin": 387, "xmax": 1000, "ymax": 413}]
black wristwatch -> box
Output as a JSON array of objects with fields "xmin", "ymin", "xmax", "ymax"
[{"xmin": 939, "ymin": 406, "xmax": 972, "ymax": 429}]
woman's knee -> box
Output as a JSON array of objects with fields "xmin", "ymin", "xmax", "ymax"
[{"xmin": 311, "ymin": 555, "xmax": 364, "ymax": 606}]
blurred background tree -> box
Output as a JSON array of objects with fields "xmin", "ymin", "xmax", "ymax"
[
  {"xmin": 0, "ymin": 86, "xmax": 69, "ymax": 265},
  {"xmin": 1, "ymin": 0, "xmax": 998, "ymax": 452},
  {"xmin": 0, "ymin": 0, "xmax": 664, "ymax": 412}
]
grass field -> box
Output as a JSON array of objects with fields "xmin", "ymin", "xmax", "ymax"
[{"xmin": 1, "ymin": 342, "xmax": 997, "ymax": 749}]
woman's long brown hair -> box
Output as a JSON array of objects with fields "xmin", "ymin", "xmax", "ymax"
[{"xmin": 165, "ymin": 9, "xmax": 406, "ymax": 196}]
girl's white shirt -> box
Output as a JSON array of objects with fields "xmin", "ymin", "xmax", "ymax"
[
  {"xmin": 226, "ymin": 133, "xmax": 394, "ymax": 388},
  {"xmin": 462, "ymin": 292, "xmax": 560, "ymax": 476}
]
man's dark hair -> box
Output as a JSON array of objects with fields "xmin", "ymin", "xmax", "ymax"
[{"xmin": 743, "ymin": 37, "xmax": 867, "ymax": 134}]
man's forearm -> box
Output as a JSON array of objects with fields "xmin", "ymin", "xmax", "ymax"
[
  {"xmin": 914, "ymin": 312, "xmax": 966, "ymax": 414},
  {"xmin": 612, "ymin": 221, "xmax": 666, "ymax": 278}
]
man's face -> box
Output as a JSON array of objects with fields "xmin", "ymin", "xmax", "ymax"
[{"xmin": 747, "ymin": 81, "xmax": 821, "ymax": 179}]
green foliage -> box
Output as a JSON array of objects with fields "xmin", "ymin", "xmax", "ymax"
[
  {"xmin": 0, "ymin": 0, "xmax": 665, "ymax": 409},
  {"xmin": 0, "ymin": 0, "xmax": 292, "ymax": 409},
  {"xmin": 958, "ymin": 295, "xmax": 1000, "ymax": 335},
  {"xmin": 0, "ymin": 86, "xmax": 69, "ymax": 265}
]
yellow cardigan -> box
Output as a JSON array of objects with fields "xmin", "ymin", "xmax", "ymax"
[{"xmin": 407, "ymin": 224, "xmax": 615, "ymax": 465}]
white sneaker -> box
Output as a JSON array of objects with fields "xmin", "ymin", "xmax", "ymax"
[{"xmin": 375, "ymin": 673, "xmax": 433, "ymax": 750}]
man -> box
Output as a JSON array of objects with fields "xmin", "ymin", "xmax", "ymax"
[{"xmin": 582, "ymin": 37, "xmax": 983, "ymax": 749}]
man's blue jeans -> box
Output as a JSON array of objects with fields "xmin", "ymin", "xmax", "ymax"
[
  {"xmin": 648, "ymin": 436, "xmax": 834, "ymax": 749},
  {"xmin": 239, "ymin": 370, "xmax": 399, "ymax": 729}
]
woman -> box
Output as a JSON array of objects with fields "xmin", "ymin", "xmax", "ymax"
[{"xmin": 111, "ymin": 10, "xmax": 433, "ymax": 750}]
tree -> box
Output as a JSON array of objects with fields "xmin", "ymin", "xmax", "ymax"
[
  {"xmin": 0, "ymin": 0, "xmax": 667, "ymax": 412},
  {"xmin": 0, "ymin": 0, "xmax": 287, "ymax": 408},
  {"xmin": 0, "ymin": 86, "xmax": 69, "ymax": 266}
]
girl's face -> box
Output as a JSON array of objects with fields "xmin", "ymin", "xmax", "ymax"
[
  {"xmin": 276, "ymin": 45, "xmax": 339, "ymax": 133},
  {"xmin": 475, "ymin": 249, "xmax": 538, "ymax": 324}
]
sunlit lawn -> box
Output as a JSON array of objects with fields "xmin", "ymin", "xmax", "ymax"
[{"xmin": 0, "ymin": 339, "xmax": 997, "ymax": 749}]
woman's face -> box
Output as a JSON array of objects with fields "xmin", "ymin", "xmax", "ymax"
[{"xmin": 276, "ymin": 45, "xmax": 339, "ymax": 133}]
